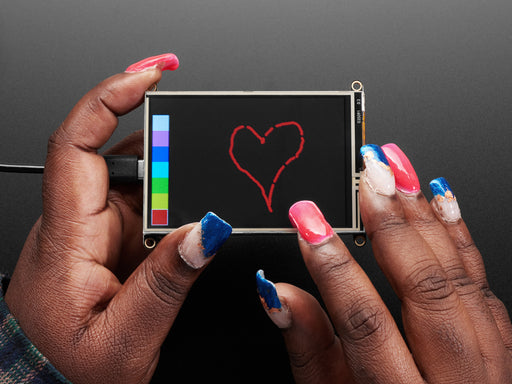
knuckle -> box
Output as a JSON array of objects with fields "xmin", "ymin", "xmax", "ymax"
[
  {"xmin": 376, "ymin": 209, "xmax": 409, "ymax": 232},
  {"xmin": 445, "ymin": 266, "xmax": 479, "ymax": 298},
  {"xmin": 479, "ymin": 283, "xmax": 496, "ymax": 300},
  {"xmin": 343, "ymin": 299, "xmax": 390, "ymax": 346},
  {"xmin": 310, "ymin": 241, "xmax": 355, "ymax": 282},
  {"xmin": 410, "ymin": 206, "xmax": 440, "ymax": 229},
  {"xmin": 455, "ymin": 235, "xmax": 478, "ymax": 255},
  {"xmin": 316, "ymin": 255, "xmax": 353, "ymax": 282},
  {"xmin": 288, "ymin": 335, "xmax": 339, "ymax": 379},
  {"xmin": 367, "ymin": 212, "xmax": 411, "ymax": 243},
  {"xmin": 288, "ymin": 349, "xmax": 317, "ymax": 371},
  {"xmin": 84, "ymin": 91, "xmax": 112, "ymax": 120},
  {"xmin": 405, "ymin": 262, "xmax": 458, "ymax": 310},
  {"xmin": 142, "ymin": 261, "xmax": 188, "ymax": 308},
  {"xmin": 483, "ymin": 289, "xmax": 510, "ymax": 318},
  {"xmin": 47, "ymin": 127, "xmax": 67, "ymax": 153}
]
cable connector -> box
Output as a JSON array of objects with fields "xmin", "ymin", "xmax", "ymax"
[{"xmin": 103, "ymin": 155, "xmax": 143, "ymax": 183}]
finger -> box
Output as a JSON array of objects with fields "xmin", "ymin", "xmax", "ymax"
[
  {"xmin": 288, "ymin": 200, "xmax": 422, "ymax": 383},
  {"xmin": 360, "ymin": 144, "xmax": 487, "ymax": 383},
  {"xmin": 382, "ymin": 144, "xmax": 510, "ymax": 376},
  {"xmin": 43, "ymin": 54, "xmax": 178, "ymax": 222},
  {"xmin": 100, "ymin": 213, "xmax": 231, "ymax": 376},
  {"xmin": 104, "ymin": 130, "xmax": 148, "ymax": 280},
  {"xmin": 430, "ymin": 177, "xmax": 512, "ymax": 353},
  {"xmin": 256, "ymin": 271, "xmax": 351, "ymax": 384}
]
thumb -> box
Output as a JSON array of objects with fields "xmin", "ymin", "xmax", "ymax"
[
  {"xmin": 104, "ymin": 212, "xmax": 232, "ymax": 359},
  {"xmin": 256, "ymin": 271, "xmax": 351, "ymax": 384}
]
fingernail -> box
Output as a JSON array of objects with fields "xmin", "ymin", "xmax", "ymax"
[
  {"xmin": 288, "ymin": 201, "xmax": 334, "ymax": 245},
  {"xmin": 256, "ymin": 270, "xmax": 291, "ymax": 329},
  {"xmin": 125, "ymin": 53, "xmax": 180, "ymax": 73},
  {"xmin": 179, "ymin": 212, "xmax": 232, "ymax": 269},
  {"xmin": 360, "ymin": 144, "xmax": 395, "ymax": 196},
  {"xmin": 429, "ymin": 177, "xmax": 461, "ymax": 223},
  {"xmin": 381, "ymin": 143, "xmax": 421, "ymax": 194}
]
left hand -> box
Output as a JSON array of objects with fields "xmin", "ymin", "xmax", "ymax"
[{"xmin": 5, "ymin": 55, "xmax": 231, "ymax": 384}]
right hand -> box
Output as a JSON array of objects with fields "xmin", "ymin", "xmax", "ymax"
[{"xmin": 257, "ymin": 144, "xmax": 512, "ymax": 383}]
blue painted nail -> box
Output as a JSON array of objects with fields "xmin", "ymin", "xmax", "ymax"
[
  {"xmin": 256, "ymin": 270, "xmax": 292, "ymax": 328},
  {"xmin": 256, "ymin": 270, "xmax": 282, "ymax": 312},
  {"xmin": 200, "ymin": 212, "xmax": 232, "ymax": 258},
  {"xmin": 429, "ymin": 177, "xmax": 461, "ymax": 222},
  {"xmin": 360, "ymin": 144, "xmax": 390, "ymax": 166},
  {"xmin": 430, "ymin": 177, "xmax": 453, "ymax": 198},
  {"xmin": 179, "ymin": 212, "xmax": 232, "ymax": 269}
]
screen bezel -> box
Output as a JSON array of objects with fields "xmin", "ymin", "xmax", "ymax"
[{"xmin": 143, "ymin": 91, "xmax": 363, "ymax": 241}]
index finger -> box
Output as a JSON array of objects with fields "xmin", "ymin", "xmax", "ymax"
[
  {"xmin": 288, "ymin": 200, "xmax": 423, "ymax": 383},
  {"xmin": 43, "ymin": 54, "xmax": 178, "ymax": 220}
]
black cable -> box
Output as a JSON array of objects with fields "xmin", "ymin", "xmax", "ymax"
[
  {"xmin": 0, "ymin": 164, "xmax": 44, "ymax": 174},
  {"xmin": 0, "ymin": 155, "xmax": 143, "ymax": 182}
]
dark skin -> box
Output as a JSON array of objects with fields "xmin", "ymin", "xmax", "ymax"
[
  {"xmin": 5, "ymin": 67, "xmax": 512, "ymax": 383},
  {"xmin": 5, "ymin": 69, "xmax": 206, "ymax": 383},
  {"xmin": 269, "ymin": 172, "xmax": 512, "ymax": 383}
]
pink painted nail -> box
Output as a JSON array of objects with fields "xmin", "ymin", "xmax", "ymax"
[
  {"xmin": 289, "ymin": 201, "xmax": 334, "ymax": 245},
  {"xmin": 381, "ymin": 143, "xmax": 420, "ymax": 194},
  {"xmin": 125, "ymin": 53, "xmax": 179, "ymax": 73}
]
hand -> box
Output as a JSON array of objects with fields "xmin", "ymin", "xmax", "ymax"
[
  {"xmin": 4, "ymin": 54, "xmax": 231, "ymax": 384},
  {"xmin": 257, "ymin": 144, "xmax": 512, "ymax": 383}
]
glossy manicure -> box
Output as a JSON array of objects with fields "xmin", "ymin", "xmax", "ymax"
[
  {"xmin": 360, "ymin": 144, "xmax": 395, "ymax": 196},
  {"xmin": 288, "ymin": 201, "xmax": 334, "ymax": 245},
  {"xmin": 430, "ymin": 177, "xmax": 461, "ymax": 223},
  {"xmin": 179, "ymin": 212, "xmax": 232, "ymax": 269},
  {"xmin": 125, "ymin": 53, "xmax": 180, "ymax": 73},
  {"xmin": 256, "ymin": 270, "xmax": 291, "ymax": 329},
  {"xmin": 381, "ymin": 143, "xmax": 420, "ymax": 194}
]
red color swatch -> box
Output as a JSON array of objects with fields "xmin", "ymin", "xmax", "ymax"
[
  {"xmin": 229, "ymin": 121, "xmax": 304, "ymax": 213},
  {"xmin": 152, "ymin": 209, "xmax": 168, "ymax": 226}
]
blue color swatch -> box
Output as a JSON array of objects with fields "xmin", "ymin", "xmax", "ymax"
[{"xmin": 152, "ymin": 146, "xmax": 169, "ymax": 162}]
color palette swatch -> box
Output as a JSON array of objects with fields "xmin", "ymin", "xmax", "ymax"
[{"xmin": 151, "ymin": 115, "xmax": 170, "ymax": 226}]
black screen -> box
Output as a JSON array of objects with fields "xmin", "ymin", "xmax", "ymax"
[{"xmin": 147, "ymin": 94, "xmax": 354, "ymax": 230}]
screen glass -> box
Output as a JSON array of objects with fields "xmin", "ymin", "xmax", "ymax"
[{"xmin": 146, "ymin": 94, "xmax": 355, "ymax": 230}]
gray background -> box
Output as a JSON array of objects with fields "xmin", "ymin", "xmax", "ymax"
[{"xmin": 1, "ymin": 1, "xmax": 511, "ymax": 382}]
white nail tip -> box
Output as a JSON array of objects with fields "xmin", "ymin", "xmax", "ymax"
[
  {"xmin": 363, "ymin": 160, "xmax": 395, "ymax": 196},
  {"xmin": 268, "ymin": 307, "xmax": 292, "ymax": 329},
  {"xmin": 435, "ymin": 196, "xmax": 461, "ymax": 223},
  {"xmin": 178, "ymin": 222, "xmax": 206, "ymax": 269}
]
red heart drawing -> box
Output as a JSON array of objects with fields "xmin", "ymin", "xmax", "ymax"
[{"xmin": 229, "ymin": 121, "xmax": 304, "ymax": 213}]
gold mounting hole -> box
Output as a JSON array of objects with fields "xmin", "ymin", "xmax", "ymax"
[
  {"xmin": 354, "ymin": 234, "xmax": 367, "ymax": 247},
  {"xmin": 144, "ymin": 237, "xmax": 157, "ymax": 249},
  {"xmin": 147, "ymin": 83, "xmax": 158, "ymax": 92},
  {"xmin": 351, "ymin": 81, "xmax": 363, "ymax": 92}
]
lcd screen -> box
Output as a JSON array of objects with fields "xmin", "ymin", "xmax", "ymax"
[{"xmin": 144, "ymin": 92, "xmax": 362, "ymax": 237}]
